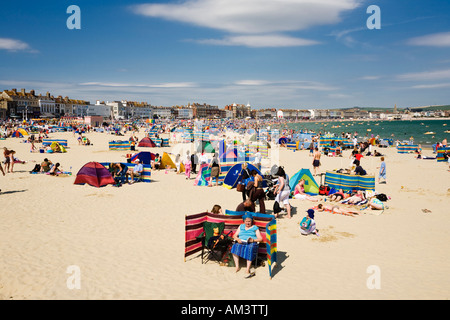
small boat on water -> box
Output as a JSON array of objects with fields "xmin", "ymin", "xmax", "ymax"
[{"xmin": 424, "ymin": 132, "xmax": 435, "ymax": 135}]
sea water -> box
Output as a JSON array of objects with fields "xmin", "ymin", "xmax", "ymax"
[{"xmin": 286, "ymin": 119, "xmax": 450, "ymax": 147}]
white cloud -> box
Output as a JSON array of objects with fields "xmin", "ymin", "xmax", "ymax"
[
  {"xmin": 396, "ymin": 68, "xmax": 450, "ymax": 81},
  {"xmin": 195, "ymin": 34, "xmax": 319, "ymax": 47},
  {"xmin": 132, "ymin": 0, "xmax": 360, "ymax": 34},
  {"xmin": 359, "ymin": 76, "xmax": 381, "ymax": 80},
  {"xmin": 407, "ymin": 32, "xmax": 450, "ymax": 47},
  {"xmin": 411, "ymin": 83, "xmax": 450, "ymax": 89},
  {"xmin": 131, "ymin": 0, "xmax": 360, "ymax": 47},
  {"xmin": 0, "ymin": 38, "xmax": 32, "ymax": 51},
  {"xmin": 233, "ymin": 79, "xmax": 337, "ymax": 91}
]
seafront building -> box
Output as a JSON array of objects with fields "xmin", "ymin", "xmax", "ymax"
[{"xmin": 0, "ymin": 88, "xmax": 448, "ymax": 122}]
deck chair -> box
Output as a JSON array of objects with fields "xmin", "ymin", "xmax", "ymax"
[{"xmin": 198, "ymin": 221, "xmax": 233, "ymax": 264}]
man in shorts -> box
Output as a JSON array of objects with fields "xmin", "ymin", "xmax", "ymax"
[{"xmin": 312, "ymin": 147, "xmax": 321, "ymax": 176}]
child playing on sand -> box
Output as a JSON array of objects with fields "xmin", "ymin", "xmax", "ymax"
[
  {"xmin": 300, "ymin": 209, "xmax": 319, "ymax": 236},
  {"xmin": 378, "ymin": 157, "xmax": 386, "ymax": 184}
]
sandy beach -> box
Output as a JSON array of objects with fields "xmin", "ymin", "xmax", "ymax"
[{"xmin": 0, "ymin": 129, "xmax": 449, "ymax": 300}]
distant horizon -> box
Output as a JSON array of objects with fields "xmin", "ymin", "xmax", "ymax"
[{"xmin": 1, "ymin": 1, "xmax": 450, "ymax": 108}]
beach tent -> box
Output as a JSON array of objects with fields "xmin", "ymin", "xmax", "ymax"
[
  {"xmin": 11, "ymin": 130, "xmax": 24, "ymax": 138},
  {"xmin": 289, "ymin": 169, "xmax": 319, "ymax": 194},
  {"xmin": 130, "ymin": 151, "xmax": 155, "ymax": 165},
  {"xmin": 160, "ymin": 152, "xmax": 176, "ymax": 169},
  {"xmin": 50, "ymin": 141, "xmax": 67, "ymax": 153},
  {"xmin": 74, "ymin": 162, "xmax": 115, "ymax": 187},
  {"xmin": 223, "ymin": 162, "xmax": 266, "ymax": 189},
  {"xmin": 138, "ymin": 137, "xmax": 156, "ymax": 148},
  {"xmin": 16, "ymin": 128, "xmax": 29, "ymax": 136}
]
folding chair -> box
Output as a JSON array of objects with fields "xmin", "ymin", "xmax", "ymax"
[{"xmin": 198, "ymin": 221, "xmax": 233, "ymax": 264}]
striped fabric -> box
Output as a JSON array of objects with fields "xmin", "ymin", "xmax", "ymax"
[
  {"xmin": 286, "ymin": 141, "xmax": 298, "ymax": 150},
  {"xmin": 265, "ymin": 219, "xmax": 277, "ymax": 279},
  {"xmin": 319, "ymin": 137, "xmax": 352, "ymax": 148},
  {"xmin": 109, "ymin": 140, "xmax": 131, "ymax": 150},
  {"xmin": 42, "ymin": 139, "xmax": 68, "ymax": 147},
  {"xmin": 397, "ymin": 144, "xmax": 418, "ymax": 154},
  {"xmin": 436, "ymin": 147, "xmax": 450, "ymax": 162},
  {"xmin": 324, "ymin": 170, "xmax": 375, "ymax": 191},
  {"xmin": 185, "ymin": 212, "xmax": 277, "ymax": 277},
  {"xmin": 249, "ymin": 142, "xmax": 269, "ymax": 158}
]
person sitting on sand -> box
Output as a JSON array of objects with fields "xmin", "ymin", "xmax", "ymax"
[
  {"xmin": 152, "ymin": 153, "xmax": 161, "ymax": 170},
  {"xmin": 49, "ymin": 163, "xmax": 62, "ymax": 176},
  {"xmin": 126, "ymin": 159, "xmax": 143, "ymax": 184},
  {"xmin": 111, "ymin": 163, "xmax": 127, "ymax": 182},
  {"xmin": 231, "ymin": 214, "xmax": 263, "ymax": 278},
  {"xmin": 366, "ymin": 196, "xmax": 385, "ymax": 211},
  {"xmin": 40, "ymin": 158, "xmax": 52, "ymax": 173},
  {"xmin": 300, "ymin": 209, "xmax": 319, "ymax": 236},
  {"xmin": 210, "ymin": 204, "xmax": 223, "ymax": 214},
  {"xmin": 352, "ymin": 160, "xmax": 367, "ymax": 175},
  {"xmin": 293, "ymin": 179, "xmax": 320, "ymax": 202},
  {"xmin": 415, "ymin": 145, "xmax": 422, "ymax": 159}
]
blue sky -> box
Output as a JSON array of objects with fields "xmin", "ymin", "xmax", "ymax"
[{"xmin": 1, "ymin": 0, "xmax": 450, "ymax": 109}]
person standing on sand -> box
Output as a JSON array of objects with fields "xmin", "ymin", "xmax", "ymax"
[
  {"xmin": 184, "ymin": 150, "xmax": 191, "ymax": 180},
  {"xmin": 3, "ymin": 147, "xmax": 16, "ymax": 173},
  {"xmin": 312, "ymin": 147, "xmax": 321, "ymax": 176},
  {"xmin": 378, "ymin": 156, "xmax": 387, "ymax": 184}
]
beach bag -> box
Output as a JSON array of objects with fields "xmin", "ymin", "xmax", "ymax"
[
  {"xmin": 30, "ymin": 164, "xmax": 41, "ymax": 173},
  {"xmin": 319, "ymin": 185, "xmax": 330, "ymax": 196},
  {"xmin": 300, "ymin": 217, "xmax": 311, "ymax": 231},
  {"xmin": 236, "ymin": 183, "xmax": 245, "ymax": 192}
]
